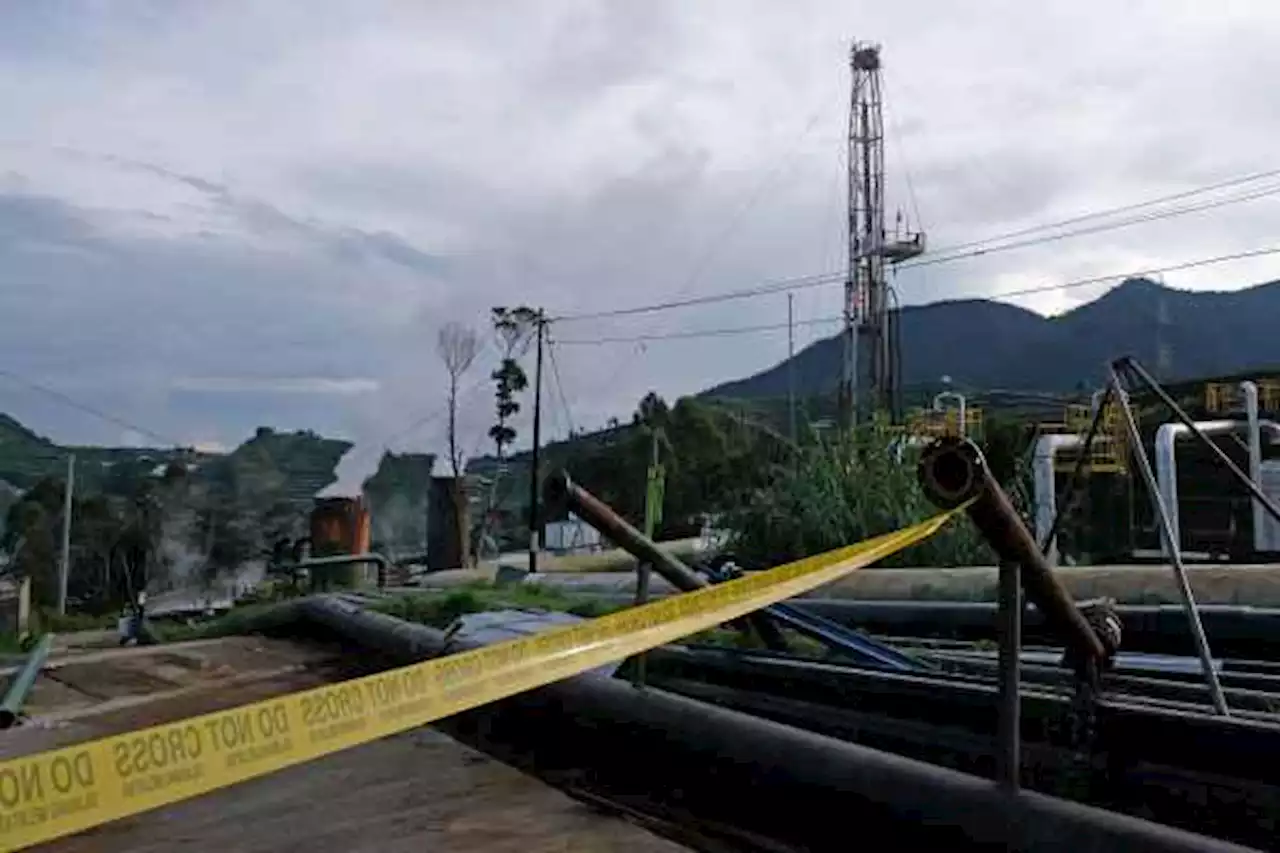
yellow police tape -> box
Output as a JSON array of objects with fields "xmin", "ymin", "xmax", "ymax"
[{"xmin": 0, "ymin": 506, "xmax": 963, "ymax": 851}]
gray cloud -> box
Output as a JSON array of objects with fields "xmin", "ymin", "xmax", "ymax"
[{"xmin": 3, "ymin": 0, "xmax": 1280, "ymax": 486}]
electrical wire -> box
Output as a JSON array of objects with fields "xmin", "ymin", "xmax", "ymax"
[
  {"xmin": 576, "ymin": 82, "xmax": 844, "ymax": 403},
  {"xmin": 545, "ymin": 336, "xmax": 578, "ymax": 439},
  {"xmin": 357, "ymin": 372, "xmax": 491, "ymax": 460},
  {"xmin": 882, "ymin": 70, "xmax": 926, "ymax": 234},
  {"xmin": 927, "ymin": 166, "xmax": 1280, "ymax": 257},
  {"xmin": 552, "ymin": 170, "xmax": 1280, "ymax": 323},
  {"xmin": 556, "ymin": 316, "xmax": 842, "ymax": 345},
  {"xmin": 0, "ymin": 367, "xmax": 180, "ymax": 448},
  {"xmin": 906, "ymin": 181, "xmax": 1280, "ymax": 271},
  {"xmin": 553, "ymin": 244, "xmax": 1280, "ymax": 345}
]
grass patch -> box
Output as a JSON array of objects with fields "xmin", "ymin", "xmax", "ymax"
[
  {"xmin": 370, "ymin": 582, "xmax": 623, "ymax": 629},
  {"xmin": 151, "ymin": 602, "xmax": 296, "ymax": 644},
  {"xmin": 723, "ymin": 425, "xmax": 998, "ymax": 569},
  {"xmin": 137, "ymin": 582, "xmax": 620, "ymax": 645},
  {"xmin": 685, "ymin": 625, "xmax": 830, "ymax": 656},
  {"xmin": 34, "ymin": 609, "xmax": 116, "ymax": 633}
]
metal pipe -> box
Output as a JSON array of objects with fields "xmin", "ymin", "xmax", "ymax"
[
  {"xmin": 1038, "ymin": 383, "xmax": 1116, "ymax": 568},
  {"xmin": 294, "ymin": 553, "xmax": 393, "ymax": 588},
  {"xmin": 1110, "ymin": 369, "xmax": 1229, "ymax": 716},
  {"xmin": 917, "ymin": 437, "xmax": 1108, "ymax": 667},
  {"xmin": 543, "ymin": 471, "xmax": 787, "ymax": 649},
  {"xmin": 1243, "ymin": 381, "xmax": 1266, "ymax": 552},
  {"xmin": 933, "ymin": 391, "xmax": 967, "ymax": 437},
  {"xmin": 1153, "ymin": 417, "xmax": 1280, "ymax": 557},
  {"xmin": 1033, "ymin": 434, "xmax": 1083, "ymax": 565},
  {"xmin": 0, "ymin": 634, "xmax": 53, "ymax": 728},
  {"xmin": 296, "ymin": 597, "xmax": 1255, "ymax": 853},
  {"xmin": 1091, "ymin": 388, "xmax": 1107, "ymax": 416},
  {"xmin": 544, "ymin": 471, "xmax": 706, "ymax": 592},
  {"xmin": 1119, "ymin": 356, "xmax": 1280, "ymax": 535},
  {"xmin": 997, "ymin": 560, "xmax": 1021, "ymax": 789}
]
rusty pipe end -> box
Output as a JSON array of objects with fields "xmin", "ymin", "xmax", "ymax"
[
  {"xmin": 543, "ymin": 469, "xmax": 574, "ymax": 511},
  {"xmin": 917, "ymin": 437, "xmax": 988, "ymax": 509}
]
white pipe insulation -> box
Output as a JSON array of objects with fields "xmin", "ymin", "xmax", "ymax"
[
  {"xmin": 1155, "ymin": 382, "xmax": 1280, "ymax": 557},
  {"xmin": 932, "ymin": 391, "xmax": 967, "ymax": 437},
  {"xmin": 1034, "ymin": 434, "xmax": 1082, "ymax": 566},
  {"xmin": 1244, "ymin": 381, "xmax": 1266, "ymax": 552}
]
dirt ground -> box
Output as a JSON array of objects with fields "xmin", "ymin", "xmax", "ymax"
[
  {"xmin": 38, "ymin": 729, "xmax": 689, "ymax": 853},
  {"xmin": 4, "ymin": 638, "xmax": 688, "ymax": 853}
]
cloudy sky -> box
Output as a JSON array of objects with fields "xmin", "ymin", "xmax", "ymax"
[{"xmin": 3, "ymin": 1, "xmax": 1280, "ymax": 489}]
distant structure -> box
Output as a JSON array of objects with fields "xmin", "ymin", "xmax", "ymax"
[
  {"xmin": 840, "ymin": 41, "xmax": 925, "ymax": 427},
  {"xmin": 1155, "ymin": 283, "xmax": 1174, "ymax": 379},
  {"xmin": 361, "ymin": 451, "xmax": 433, "ymax": 558}
]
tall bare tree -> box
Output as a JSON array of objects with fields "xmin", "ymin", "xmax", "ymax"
[{"xmin": 437, "ymin": 322, "xmax": 480, "ymax": 478}]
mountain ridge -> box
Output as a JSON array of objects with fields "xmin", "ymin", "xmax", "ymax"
[{"xmin": 705, "ymin": 276, "xmax": 1280, "ymax": 399}]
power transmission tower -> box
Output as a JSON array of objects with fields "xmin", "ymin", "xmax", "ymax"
[{"xmin": 840, "ymin": 41, "xmax": 924, "ymax": 428}]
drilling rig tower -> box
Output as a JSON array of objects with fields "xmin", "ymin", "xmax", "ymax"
[{"xmin": 840, "ymin": 41, "xmax": 925, "ymax": 428}]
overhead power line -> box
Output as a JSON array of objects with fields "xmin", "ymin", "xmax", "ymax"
[
  {"xmin": 0, "ymin": 367, "xmax": 179, "ymax": 447},
  {"xmin": 552, "ymin": 167, "xmax": 1280, "ymax": 323},
  {"xmin": 554, "ymin": 245, "xmax": 1280, "ymax": 345},
  {"xmin": 380, "ymin": 376, "xmax": 489, "ymax": 449},
  {"xmin": 906, "ymin": 181, "xmax": 1280, "ymax": 271},
  {"xmin": 579, "ymin": 83, "xmax": 842, "ymax": 403},
  {"xmin": 545, "ymin": 336, "xmax": 578, "ymax": 438},
  {"xmin": 928, "ymin": 166, "xmax": 1280, "ymax": 257},
  {"xmin": 557, "ymin": 316, "xmax": 841, "ymax": 345}
]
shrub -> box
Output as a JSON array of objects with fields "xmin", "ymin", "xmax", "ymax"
[{"xmin": 722, "ymin": 425, "xmax": 1002, "ymax": 568}]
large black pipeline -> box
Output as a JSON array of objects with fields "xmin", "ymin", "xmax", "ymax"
[
  {"xmin": 795, "ymin": 599, "xmax": 1280, "ymax": 662},
  {"xmin": 292, "ymin": 596, "xmax": 1255, "ymax": 852},
  {"xmin": 632, "ymin": 644, "xmax": 1280, "ymax": 850},
  {"xmin": 917, "ymin": 437, "xmax": 1109, "ymax": 667}
]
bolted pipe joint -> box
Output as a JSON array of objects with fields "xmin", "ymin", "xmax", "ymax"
[{"xmin": 917, "ymin": 436, "xmax": 987, "ymax": 509}]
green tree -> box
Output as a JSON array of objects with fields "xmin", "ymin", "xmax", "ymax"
[
  {"xmin": 3, "ymin": 478, "xmax": 62, "ymax": 606},
  {"xmin": 488, "ymin": 306, "xmax": 540, "ymax": 459}
]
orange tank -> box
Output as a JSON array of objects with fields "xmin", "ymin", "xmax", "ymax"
[{"xmin": 310, "ymin": 497, "xmax": 372, "ymax": 557}]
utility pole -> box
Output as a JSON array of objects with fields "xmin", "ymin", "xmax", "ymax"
[
  {"xmin": 787, "ymin": 293, "xmax": 798, "ymax": 443},
  {"xmin": 57, "ymin": 453, "xmax": 75, "ymax": 615},
  {"xmin": 527, "ymin": 311, "xmax": 546, "ymax": 574},
  {"xmin": 1155, "ymin": 279, "xmax": 1173, "ymax": 379},
  {"xmin": 633, "ymin": 428, "xmax": 665, "ymax": 688}
]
